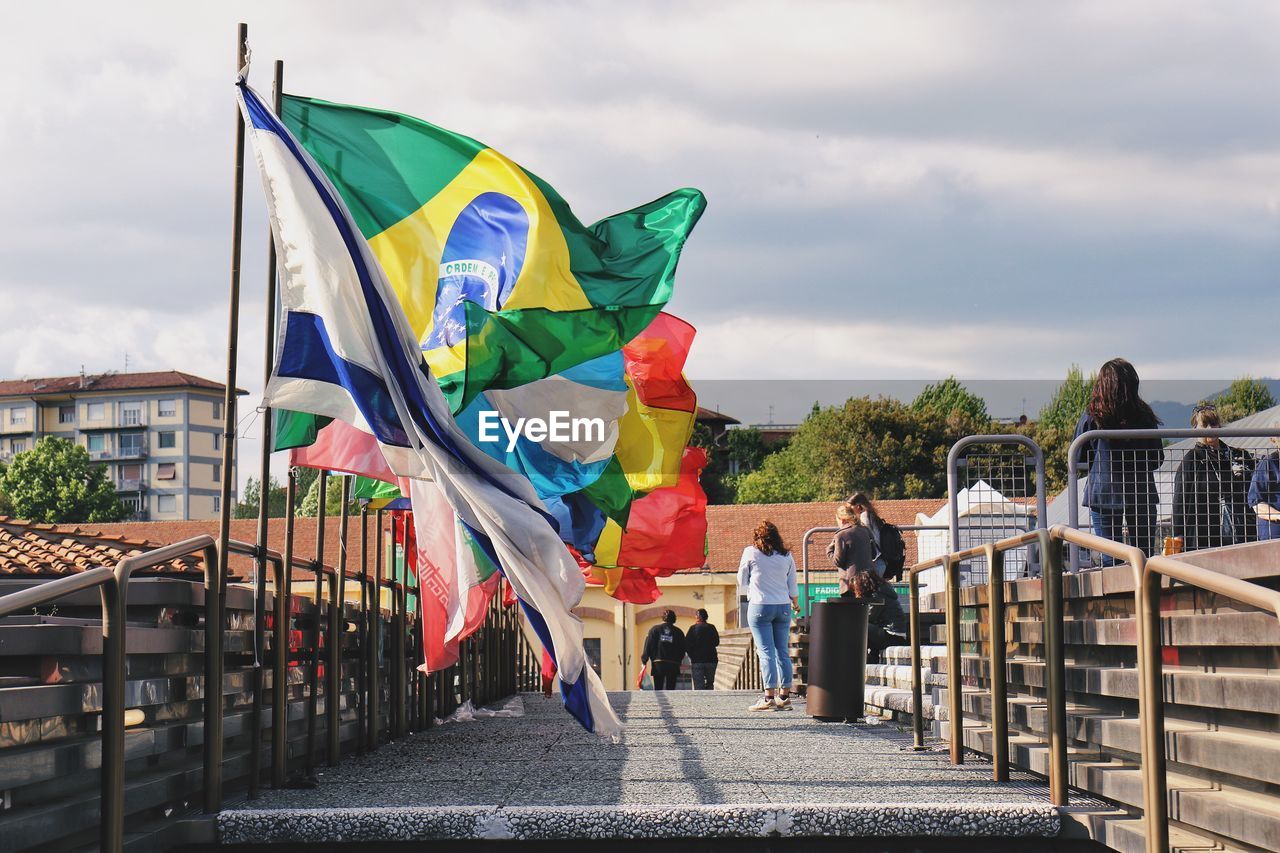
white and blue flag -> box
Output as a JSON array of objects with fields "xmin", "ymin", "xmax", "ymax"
[{"xmin": 236, "ymin": 78, "xmax": 621, "ymax": 737}]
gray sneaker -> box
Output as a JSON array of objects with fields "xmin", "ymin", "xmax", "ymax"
[
  {"xmin": 748, "ymin": 696, "xmax": 775, "ymax": 712},
  {"xmin": 775, "ymin": 695, "xmax": 793, "ymax": 710}
]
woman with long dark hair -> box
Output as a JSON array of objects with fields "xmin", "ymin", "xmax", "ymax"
[
  {"xmin": 737, "ymin": 520, "xmax": 798, "ymax": 711},
  {"xmin": 1074, "ymin": 358, "xmax": 1163, "ymax": 564}
]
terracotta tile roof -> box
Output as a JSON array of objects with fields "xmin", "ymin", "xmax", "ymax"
[
  {"xmin": 695, "ymin": 406, "xmax": 740, "ymax": 425},
  {"xmin": 0, "ymin": 517, "xmax": 211, "ymax": 577},
  {"xmin": 699, "ymin": 498, "xmax": 948, "ymax": 573},
  {"xmin": 0, "ymin": 370, "xmax": 245, "ymax": 398},
  {"xmin": 88, "ymin": 518, "xmax": 386, "ymax": 582}
]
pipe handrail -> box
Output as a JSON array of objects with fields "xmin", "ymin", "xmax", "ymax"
[{"xmin": 907, "ymin": 520, "xmax": 1280, "ymax": 853}]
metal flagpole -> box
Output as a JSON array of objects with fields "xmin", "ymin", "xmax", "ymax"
[
  {"xmin": 250, "ymin": 57, "xmax": 284, "ymax": 799},
  {"xmin": 210, "ymin": 20, "xmax": 249, "ymax": 813}
]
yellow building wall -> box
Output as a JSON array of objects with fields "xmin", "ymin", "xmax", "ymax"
[{"xmin": 575, "ymin": 573, "xmax": 739, "ymax": 691}]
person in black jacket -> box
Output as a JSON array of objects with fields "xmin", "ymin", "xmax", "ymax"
[
  {"xmin": 1172, "ymin": 404, "xmax": 1254, "ymax": 550},
  {"xmin": 685, "ymin": 609, "xmax": 720, "ymax": 690},
  {"xmin": 641, "ymin": 610, "xmax": 686, "ymax": 690},
  {"xmin": 848, "ymin": 570, "xmax": 908, "ymax": 663}
]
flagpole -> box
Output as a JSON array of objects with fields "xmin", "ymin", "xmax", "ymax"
[
  {"xmin": 250, "ymin": 57, "xmax": 284, "ymax": 797},
  {"xmin": 209, "ymin": 20, "xmax": 248, "ymax": 814}
]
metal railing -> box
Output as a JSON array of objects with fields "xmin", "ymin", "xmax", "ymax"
[
  {"xmin": 947, "ymin": 435, "xmax": 1046, "ymax": 584},
  {"xmin": 907, "ymin": 522, "xmax": 1280, "ymax": 853},
  {"xmin": 800, "ymin": 524, "xmax": 949, "ymax": 614},
  {"xmin": 1066, "ymin": 427, "xmax": 1280, "ymax": 570},
  {"xmin": 0, "ymin": 504, "xmax": 531, "ymax": 852},
  {"xmin": 0, "ymin": 535, "xmax": 220, "ymax": 853}
]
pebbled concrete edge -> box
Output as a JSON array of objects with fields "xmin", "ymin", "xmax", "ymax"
[{"xmin": 218, "ymin": 803, "xmax": 1060, "ymax": 844}]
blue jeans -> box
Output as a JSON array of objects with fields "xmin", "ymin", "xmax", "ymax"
[
  {"xmin": 1090, "ymin": 502, "xmax": 1156, "ymax": 566},
  {"xmin": 747, "ymin": 603, "xmax": 793, "ymax": 690}
]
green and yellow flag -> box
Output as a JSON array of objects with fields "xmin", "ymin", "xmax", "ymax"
[{"xmin": 277, "ymin": 94, "xmax": 705, "ymax": 419}]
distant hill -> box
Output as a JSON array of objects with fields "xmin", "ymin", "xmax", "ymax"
[{"xmin": 1151, "ymin": 378, "xmax": 1280, "ymax": 427}]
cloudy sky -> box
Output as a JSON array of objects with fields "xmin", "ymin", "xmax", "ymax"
[{"xmin": 4, "ymin": 2, "xmax": 1279, "ymax": 482}]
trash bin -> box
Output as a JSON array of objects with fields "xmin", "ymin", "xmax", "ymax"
[{"xmin": 806, "ymin": 596, "xmax": 869, "ymax": 721}]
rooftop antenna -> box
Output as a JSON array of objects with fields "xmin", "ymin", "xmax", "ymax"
[
  {"xmin": 768, "ymin": 404, "xmax": 775, "ymax": 425},
  {"xmin": 124, "ymin": 351, "xmax": 130, "ymax": 373}
]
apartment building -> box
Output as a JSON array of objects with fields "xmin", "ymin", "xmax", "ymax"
[{"xmin": 0, "ymin": 370, "xmax": 244, "ymax": 521}]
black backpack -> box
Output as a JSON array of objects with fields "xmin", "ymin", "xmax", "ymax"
[{"xmin": 878, "ymin": 521, "xmax": 907, "ymax": 580}]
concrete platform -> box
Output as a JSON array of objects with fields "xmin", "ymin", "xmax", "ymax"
[{"xmin": 219, "ymin": 691, "xmax": 1066, "ymax": 844}]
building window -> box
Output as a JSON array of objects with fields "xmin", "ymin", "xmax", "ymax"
[
  {"xmin": 159, "ymin": 398, "xmax": 177, "ymax": 418},
  {"xmin": 118, "ymin": 463, "xmax": 143, "ymax": 487},
  {"xmin": 156, "ymin": 462, "xmax": 176, "ymax": 480},
  {"xmin": 212, "ymin": 463, "xmax": 221, "ymax": 482},
  {"xmin": 11, "ymin": 440, "xmax": 25, "ymax": 454},
  {"xmin": 158, "ymin": 431, "xmax": 176, "ymax": 449},
  {"xmin": 212, "ymin": 401, "xmax": 222, "ymax": 420},
  {"xmin": 120, "ymin": 403, "xmax": 143, "ymax": 426},
  {"xmin": 87, "ymin": 434, "xmax": 105, "ymax": 453},
  {"xmin": 213, "ymin": 496, "xmax": 221, "ymax": 513},
  {"xmin": 58, "ymin": 406, "xmax": 74, "ymax": 424},
  {"xmin": 10, "ymin": 407, "xmax": 26, "ymax": 425},
  {"xmin": 158, "ymin": 494, "xmax": 176, "ymax": 513},
  {"xmin": 119, "ymin": 433, "xmax": 145, "ymax": 458},
  {"xmin": 213, "ymin": 433, "xmax": 222, "ymax": 451},
  {"xmin": 121, "ymin": 494, "xmax": 143, "ymax": 516},
  {"xmin": 88, "ymin": 402, "xmax": 105, "ymax": 421}
]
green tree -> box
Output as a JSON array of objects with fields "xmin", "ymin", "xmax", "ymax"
[
  {"xmin": 1033, "ymin": 366, "xmax": 1094, "ymax": 492},
  {"xmin": 1209, "ymin": 377, "xmax": 1276, "ymax": 424},
  {"xmin": 298, "ymin": 473, "xmax": 357, "ymax": 517},
  {"xmin": 0, "ymin": 437, "xmax": 126, "ymax": 523},
  {"xmin": 734, "ymin": 396, "xmax": 986, "ymax": 503},
  {"xmin": 233, "ymin": 475, "xmax": 289, "ymax": 519},
  {"xmin": 912, "ymin": 376, "xmax": 990, "ymax": 423},
  {"xmin": 691, "ymin": 424, "xmax": 782, "ymax": 505}
]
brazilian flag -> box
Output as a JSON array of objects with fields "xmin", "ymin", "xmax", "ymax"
[{"xmin": 273, "ymin": 94, "xmax": 705, "ymax": 450}]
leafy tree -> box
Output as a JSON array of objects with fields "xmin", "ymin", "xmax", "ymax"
[
  {"xmin": 1033, "ymin": 366, "xmax": 1094, "ymax": 492},
  {"xmin": 0, "ymin": 438, "xmax": 126, "ymax": 523},
  {"xmin": 734, "ymin": 396, "xmax": 987, "ymax": 503},
  {"xmin": 1208, "ymin": 377, "xmax": 1276, "ymax": 424},
  {"xmin": 912, "ymin": 376, "xmax": 990, "ymax": 423},
  {"xmin": 234, "ymin": 475, "xmax": 289, "ymax": 519},
  {"xmin": 691, "ymin": 424, "xmax": 782, "ymax": 504},
  {"xmin": 298, "ymin": 473, "xmax": 357, "ymax": 517}
]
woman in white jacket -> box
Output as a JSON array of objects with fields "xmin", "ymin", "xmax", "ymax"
[{"xmin": 737, "ymin": 520, "xmax": 799, "ymax": 711}]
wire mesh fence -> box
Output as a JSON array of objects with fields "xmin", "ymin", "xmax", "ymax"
[
  {"xmin": 1066, "ymin": 427, "xmax": 1280, "ymax": 570},
  {"xmin": 916, "ymin": 437, "xmax": 1046, "ymax": 597}
]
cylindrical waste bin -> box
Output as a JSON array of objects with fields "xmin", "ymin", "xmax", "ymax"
[{"xmin": 806, "ymin": 597, "xmax": 869, "ymax": 721}]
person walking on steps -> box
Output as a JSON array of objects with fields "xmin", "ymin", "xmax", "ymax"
[
  {"xmin": 641, "ymin": 610, "xmax": 686, "ymax": 690},
  {"xmin": 738, "ymin": 520, "xmax": 799, "ymax": 711},
  {"xmin": 686, "ymin": 608, "xmax": 720, "ymax": 689}
]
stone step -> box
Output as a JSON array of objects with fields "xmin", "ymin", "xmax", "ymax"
[
  {"xmin": 952, "ymin": 610, "xmax": 1280, "ymax": 648},
  {"xmin": 934, "ymin": 654, "xmax": 1280, "ymax": 714},
  {"xmin": 1067, "ymin": 811, "xmax": 1258, "ymax": 853},
  {"xmin": 953, "ymin": 688, "xmax": 1280, "ymax": 787},
  {"xmin": 939, "ymin": 723, "xmax": 1280, "ymax": 851}
]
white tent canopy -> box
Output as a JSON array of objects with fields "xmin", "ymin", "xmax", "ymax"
[{"xmin": 914, "ymin": 480, "xmax": 1037, "ymax": 599}]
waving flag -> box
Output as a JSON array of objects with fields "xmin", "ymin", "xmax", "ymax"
[
  {"xmin": 237, "ymin": 79, "xmax": 620, "ymax": 735},
  {"xmin": 278, "ymin": 93, "xmax": 705, "ymax": 415}
]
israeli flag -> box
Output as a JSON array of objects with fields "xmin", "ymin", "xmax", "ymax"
[{"xmin": 236, "ymin": 78, "xmax": 620, "ymax": 736}]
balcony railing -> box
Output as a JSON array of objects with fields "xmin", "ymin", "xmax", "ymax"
[
  {"xmin": 88, "ymin": 444, "xmax": 149, "ymax": 462},
  {"xmin": 116, "ymin": 479, "xmax": 147, "ymax": 492}
]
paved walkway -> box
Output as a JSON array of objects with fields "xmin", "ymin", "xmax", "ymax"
[{"xmin": 221, "ymin": 692, "xmax": 1061, "ymax": 844}]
